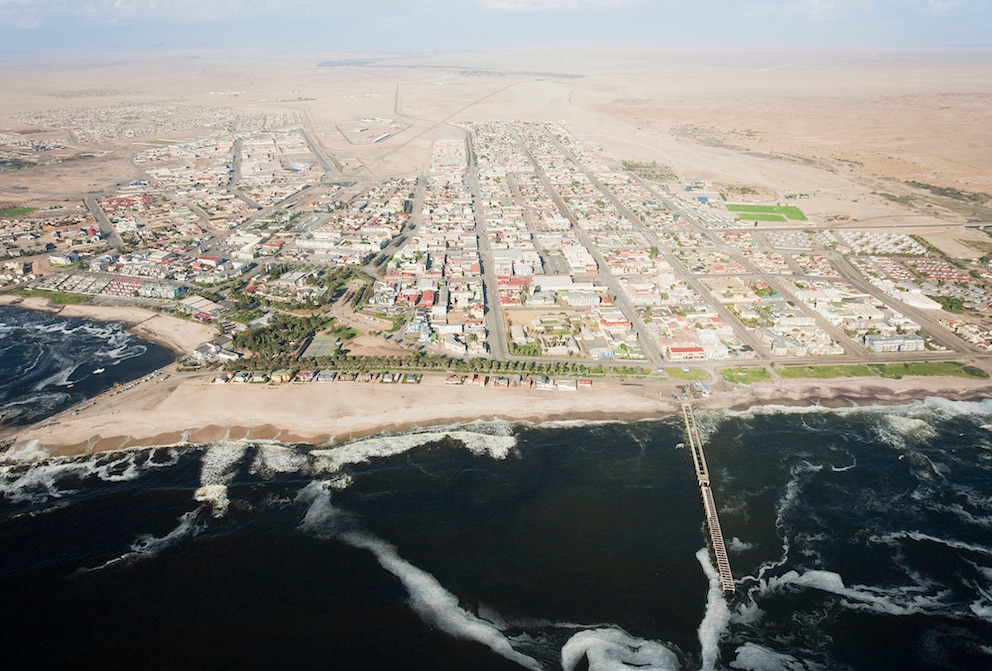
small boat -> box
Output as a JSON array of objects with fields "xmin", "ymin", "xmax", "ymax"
[{"xmin": 93, "ymin": 368, "xmax": 106, "ymax": 374}]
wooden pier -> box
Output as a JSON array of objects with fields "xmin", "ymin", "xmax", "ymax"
[{"xmin": 680, "ymin": 401, "xmax": 735, "ymax": 595}]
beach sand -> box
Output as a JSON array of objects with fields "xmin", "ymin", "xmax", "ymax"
[
  {"xmin": 8, "ymin": 359, "xmax": 992, "ymax": 459},
  {"xmin": 3, "ymin": 285, "xmax": 991, "ymax": 461}
]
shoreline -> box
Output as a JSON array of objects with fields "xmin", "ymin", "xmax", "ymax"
[
  {"xmin": 1, "ymin": 296, "xmax": 990, "ymax": 461},
  {"xmin": 0, "ymin": 295, "xmax": 216, "ymax": 358},
  {"xmin": 6, "ymin": 369, "xmax": 991, "ymax": 460}
]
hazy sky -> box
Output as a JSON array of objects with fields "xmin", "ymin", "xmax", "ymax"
[{"xmin": 1, "ymin": 0, "xmax": 989, "ymax": 56}]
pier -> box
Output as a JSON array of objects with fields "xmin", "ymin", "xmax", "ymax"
[{"xmin": 680, "ymin": 401, "xmax": 735, "ymax": 595}]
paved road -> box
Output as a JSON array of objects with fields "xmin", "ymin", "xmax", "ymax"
[
  {"xmin": 465, "ymin": 137, "xmax": 509, "ymax": 360},
  {"xmin": 83, "ymin": 197, "xmax": 125, "ymax": 252}
]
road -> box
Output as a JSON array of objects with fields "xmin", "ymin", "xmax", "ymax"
[
  {"xmin": 84, "ymin": 197, "xmax": 125, "ymax": 252},
  {"xmin": 465, "ymin": 137, "xmax": 510, "ymax": 360}
]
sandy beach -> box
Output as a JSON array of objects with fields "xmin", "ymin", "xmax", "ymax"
[
  {"xmin": 7, "ymin": 359, "xmax": 991, "ymax": 459},
  {"xmin": 2, "ymin": 296, "xmax": 991, "ymax": 460},
  {"xmin": 0, "ymin": 295, "xmax": 217, "ymax": 357}
]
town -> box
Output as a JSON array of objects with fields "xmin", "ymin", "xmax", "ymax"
[{"xmin": 2, "ymin": 108, "xmax": 991, "ymax": 388}]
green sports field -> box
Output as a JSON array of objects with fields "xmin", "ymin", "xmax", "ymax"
[
  {"xmin": 0, "ymin": 206, "xmax": 36, "ymax": 218},
  {"xmin": 726, "ymin": 203, "xmax": 807, "ymax": 221}
]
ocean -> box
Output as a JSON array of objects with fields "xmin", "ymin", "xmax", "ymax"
[
  {"xmin": 0, "ymin": 304, "xmax": 173, "ymax": 427},
  {"xmin": 2, "ymin": 308, "xmax": 992, "ymax": 670}
]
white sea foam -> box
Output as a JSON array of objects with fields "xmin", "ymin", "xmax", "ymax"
[
  {"xmin": 1, "ymin": 439, "xmax": 50, "ymax": 464},
  {"xmin": 85, "ymin": 509, "xmax": 205, "ymax": 571},
  {"xmin": 250, "ymin": 445, "xmax": 311, "ymax": 478},
  {"xmin": 194, "ymin": 484, "xmax": 230, "ymax": 518},
  {"xmin": 560, "ymin": 628, "xmax": 680, "ymax": 671},
  {"xmin": 692, "ymin": 409, "xmax": 722, "ymax": 446},
  {"xmin": 920, "ymin": 396, "xmax": 992, "ymax": 419},
  {"xmin": 310, "ymin": 430, "xmax": 516, "ymax": 474},
  {"xmin": 758, "ymin": 568, "xmax": 952, "ymax": 617},
  {"xmin": 343, "ymin": 530, "xmax": 542, "ymax": 671},
  {"xmin": 145, "ymin": 448, "xmax": 182, "ymax": 469},
  {"xmin": 534, "ymin": 418, "xmax": 625, "ymax": 430},
  {"xmin": 749, "ymin": 462, "xmax": 820, "ymax": 583},
  {"xmin": 873, "ymin": 414, "xmax": 938, "ymax": 451},
  {"xmin": 199, "ymin": 444, "xmax": 246, "ymax": 484},
  {"xmin": 1, "ymin": 391, "xmax": 71, "ymax": 423},
  {"xmin": 130, "ymin": 509, "xmax": 204, "ymax": 557},
  {"xmin": 0, "ymin": 449, "xmax": 146, "ymax": 503},
  {"xmin": 32, "ymin": 354, "xmax": 80, "ymax": 390},
  {"xmin": 728, "ymin": 537, "xmax": 754, "ymax": 553},
  {"xmin": 729, "ymin": 642, "xmax": 811, "ymax": 671},
  {"xmin": 696, "ymin": 547, "xmax": 732, "ymax": 670},
  {"xmin": 295, "ymin": 479, "xmax": 540, "ymax": 670},
  {"xmin": 91, "ymin": 451, "xmax": 146, "ymax": 482},
  {"xmin": 725, "ymin": 403, "xmax": 843, "ymax": 421},
  {"xmin": 966, "ymin": 564, "xmax": 992, "ymax": 622},
  {"xmin": 296, "ymin": 480, "xmax": 350, "ymax": 538},
  {"xmin": 940, "ymin": 502, "xmax": 992, "ymax": 529},
  {"xmin": 195, "ymin": 444, "xmax": 246, "ymax": 518},
  {"xmin": 0, "ymin": 460, "xmax": 81, "ymax": 503},
  {"xmin": 883, "ymin": 530, "xmax": 992, "ymax": 557}
]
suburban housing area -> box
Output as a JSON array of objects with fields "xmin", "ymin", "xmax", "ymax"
[{"xmin": 2, "ymin": 65, "xmax": 991, "ymax": 389}]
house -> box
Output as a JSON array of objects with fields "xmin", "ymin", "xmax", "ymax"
[{"xmin": 270, "ymin": 369, "xmax": 293, "ymax": 383}]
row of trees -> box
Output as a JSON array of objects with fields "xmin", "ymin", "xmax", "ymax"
[{"xmin": 226, "ymin": 343, "xmax": 655, "ymax": 379}]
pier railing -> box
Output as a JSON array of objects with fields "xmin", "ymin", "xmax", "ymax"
[{"xmin": 680, "ymin": 401, "xmax": 735, "ymax": 595}]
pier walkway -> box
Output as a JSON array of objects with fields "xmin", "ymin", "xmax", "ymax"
[{"xmin": 680, "ymin": 401, "xmax": 735, "ymax": 595}]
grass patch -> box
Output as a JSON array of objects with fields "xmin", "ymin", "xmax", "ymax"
[
  {"xmin": 871, "ymin": 361, "xmax": 989, "ymax": 379},
  {"xmin": 779, "ymin": 364, "xmax": 877, "ymax": 379},
  {"xmin": 663, "ymin": 367, "xmax": 709, "ymax": 381},
  {"xmin": 0, "ymin": 206, "xmax": 36, "ymax": 218},
  {"xmin": 7, "ymin": 288, "xmax": 91, "ymax": 305},
  {"xmin": 720, "ymin": 367, "xmax": 772, "ymax": 384},
  {"xmin": 779, "ymin": 362, "xmax": 989, "ymax": 380},
  {"xmin": 147, "ymin": 140, "xmax": 178, "ymax": 146},
  {"xmin": 726, "ymin": 204, "xmax": 807, "ymax": 221},
  {"xmin": 739, "ymin": 213, "xmax": 787, "ymax": 222}
]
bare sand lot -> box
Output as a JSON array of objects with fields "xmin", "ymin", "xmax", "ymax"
[{"xmin": 4, "ymin": 48, "xmax": 989, "ymax": 226}]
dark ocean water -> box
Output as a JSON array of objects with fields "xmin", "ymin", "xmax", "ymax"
[
  {"xmin": 2, "ymin": 307, "xmax": 992, "ymax": 670},
  {"xmin": 0, "ymin": 304, "xmax": 173, "ymax": 427}
]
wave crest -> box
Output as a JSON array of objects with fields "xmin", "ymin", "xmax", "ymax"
[{"xmin": 561, "ymin": 628, "xmax": 680, "ymax": 671}]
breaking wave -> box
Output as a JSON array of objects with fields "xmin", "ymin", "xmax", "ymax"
[
  {"xmin": 310, "ymin": 429, "xmax": 517, "ymax": 474},
  {"xmin": 83, "ymin": 508, "xmax": 206, "ymax": 572},
  {"xmin": 560, "ymin": 628, "xmax": 680, "ymax": 671},
  {"xmin": 696, "ymin": 548, "xmax": 732, "ymax": 671},
  {"xmin": 296, "ymin": 479, "xmax": 542, "ymax": 670},
  {"xmin": 0, "ymin": 448, "xmax": 148, "ymax": 504}
]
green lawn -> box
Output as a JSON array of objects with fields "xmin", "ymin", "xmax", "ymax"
[
  {"xmin": 779, "ymin": 362, "xmax": 989, "ymax": 380},
  {"xmin": 720, "ymin": 367, "xmax": 773, "ymax": 384},
  {"xmin": 778, "ymin": 364, "xmax": 875, "ymax": 379},
  {"xmin": 7, "ymin": 288, "xmax": 91, "ymax": 305},
  {"xmin": 663, "ymin": 367, "xmax": 709, "ymax": 381},
  {"xmin": 726, "ymin": 204, "xmax": 807, "ymax": 221},
  {"xmin": 148, "ymin": 140, "xmax": 178, "ymax": 146},
  {"xmin": 738, "ymin": 213, "xmax": 787, "ymax": 222},
  {"xmin": 0, "ymin": 206, "xmax": 36, "ymax": 218}
]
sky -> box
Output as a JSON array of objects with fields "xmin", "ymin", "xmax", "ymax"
[{"xmin": 0, "ymin": 0, "xmax": 989, "ymax": 57}]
